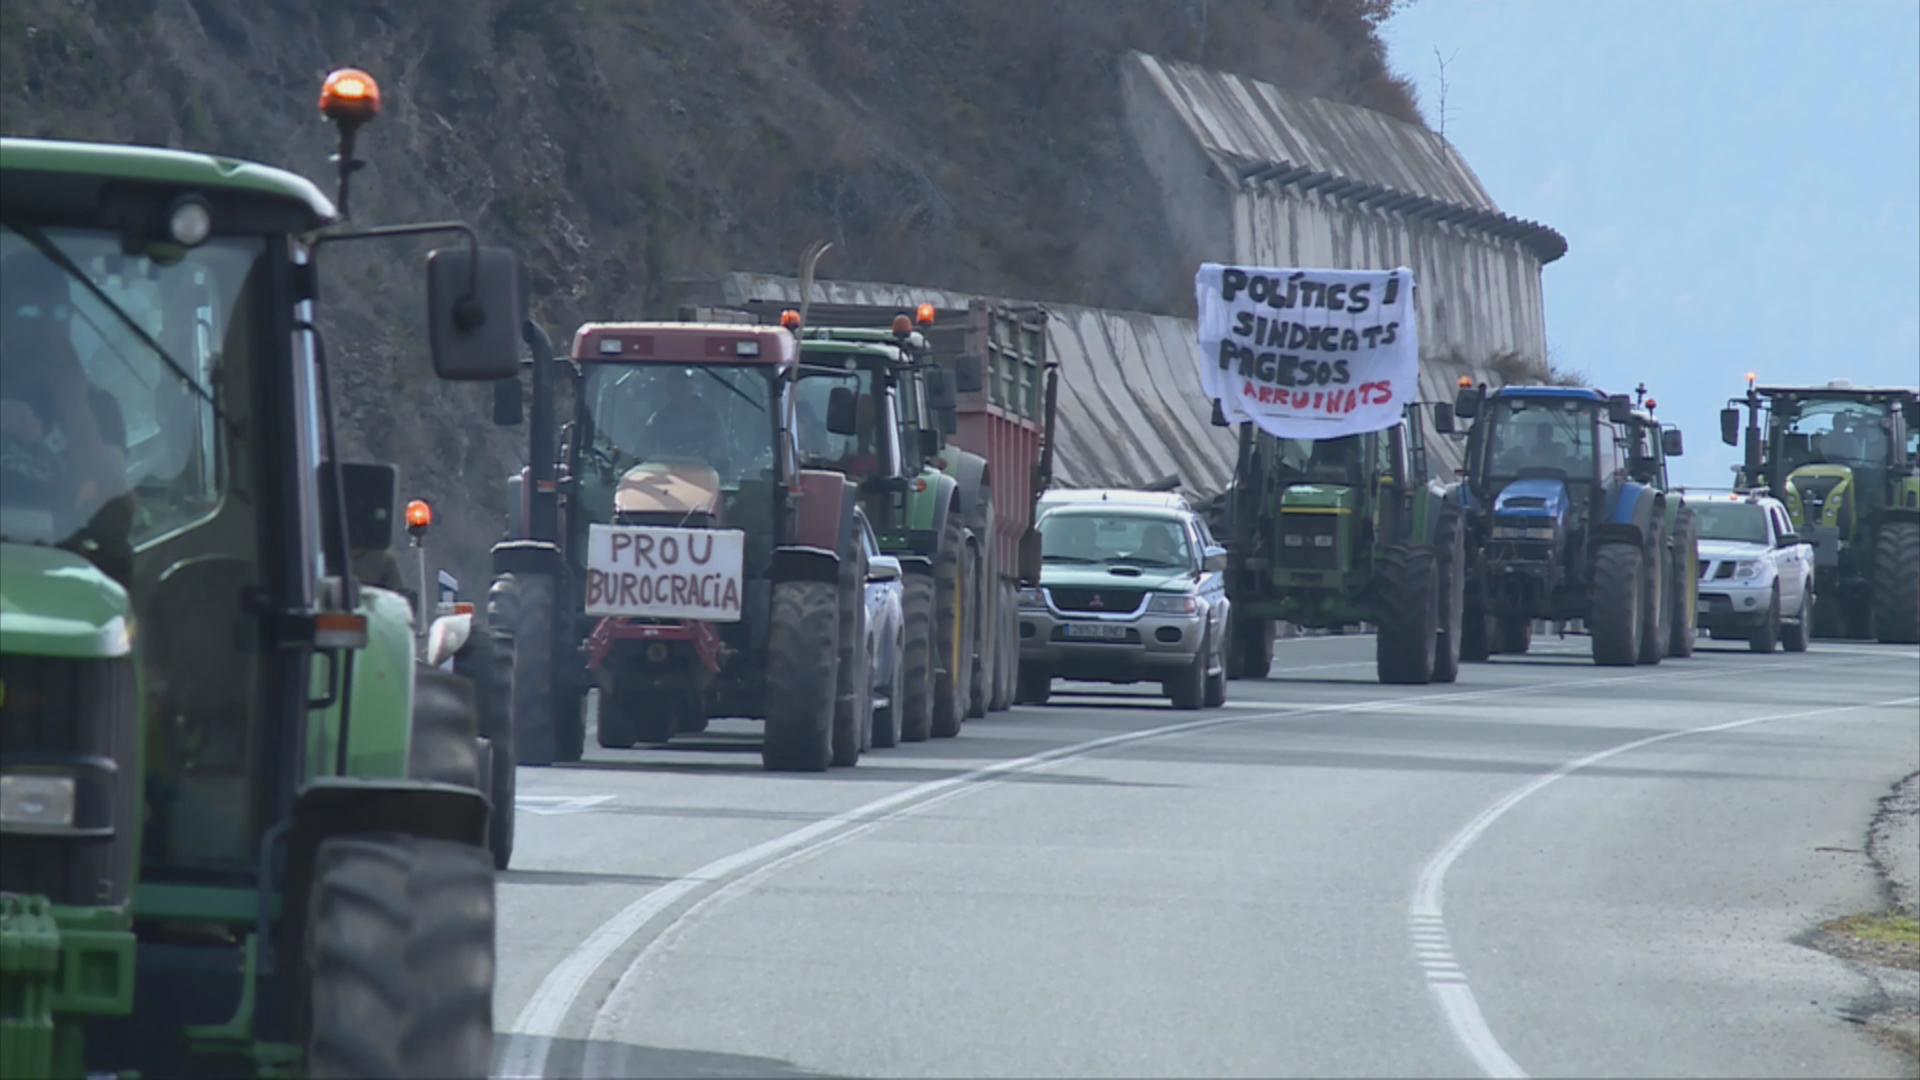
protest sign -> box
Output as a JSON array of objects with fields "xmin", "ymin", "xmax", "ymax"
[
  {"xmin": 1195, "ymin": 264, "xmax": 1419, "ymax": 440},
  {"xmin": 585, "ymin": 524, "xmax": 745, "ymax": 622}
]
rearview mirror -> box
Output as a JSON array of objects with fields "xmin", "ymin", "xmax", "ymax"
[
  {"xmin": 330, "ymin": 462, "xmax": 398, "ymax": 552},
  {"xmin": 1661, "ymin": 426, "xmax": 1684, "ymax": 458},
  {"xmin": 953, "ymin": 353, "xmax": 986, "ymax": 394},
  {"xmin": 493, "ymin": 376, "xmax": 525, "ymax": 426},
  {"xmin": 868, "ymin": 555, "xmax": 901, "ymax": 582},
  {"xmin": 1454, "ymin": 387, "xmax": 1482, "ymax": 420},
  {"xmin": 1607, "ymin": 394, "xmax": 1633, "ymax": 424},
  {"xmin": 1203, "ymin": 544, "xmax": 1228, "ymax": 572},
  {"xmin": 925, "ymin": 368, "xmax": 958, "ymax": 412},
  {"xmin": 1777, "ymin": 532, "xmax": 1800, "ymax": 548},
  {"xmin": 427, "ymin": 246, "xmax": 525, "ymax": 381},
  {"xmin": 1432, "ymin": 402, "xmax": 1455, "ymax": 434},
  {"xmin": 1720, "ymin": 408, "xmax": 1741, "ymax": 447},
  {"xmin": 826, "ymin": 386, "xmax": 859, "ymax": 435}
]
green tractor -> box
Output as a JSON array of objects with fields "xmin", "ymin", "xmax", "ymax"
[
  {"xmin": 1722, "ymin": 376, "xmax": 1920, "ymax": 641},
  {"xmin": 1215, "ymin": 403, "xmax": 1466, "ymax": 684},
  {"xmin": 1, "ymin": 67, "xmax": 522, "ymax": 1077}
]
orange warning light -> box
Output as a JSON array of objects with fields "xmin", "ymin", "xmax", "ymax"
[
  {"xmin": 405, "ymin": 499, "xmax": 432, "ymax": 529},
  {"xmin": 1457, "ymin": 375, "xmax": 1473, "ymax": 388},
  {"xmin": 1746, "ymin": 371, "xmax": 1757, "ymax": 386},
  {"xmin": 892, "ymin": 314, "xmax": 913, "ymax": 336},
  {"xmin": 780, "ymin": 309, "xmax": 802, "ymax": 330},
  {"xmin": 319, "ymin": 68, "xmax": 382, "ymax": 125},
  {"xmin": 1646, "ymin": 397, "xmax": 1658, "ymax": 410},
  {"xmin": 916, "ymin": 303, "xmax": 936, "ymax": 326}
]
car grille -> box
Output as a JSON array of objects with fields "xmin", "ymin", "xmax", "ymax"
[
  {"xmin": 1047, "ymin": 588, "xmax": 1146, "ymax": 614},
  {"xmin": 1698, "ymin": 560, "xmax": 1737, "ymax": 582},
  {"xmin": 1277, "ymin": 512, "xmax": 1340, "ymax": 571}
]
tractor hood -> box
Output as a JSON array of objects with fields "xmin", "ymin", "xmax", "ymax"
[
  {"xmin": 614, "ymin": 461, "xmax": 724, "ymax": 519},
  {"xmin": 1493, "ymin": 477, "xmax": 1570, "ymax": 521},
  {"xmin": 1783, "ymin": 464, "xmax": 1854, "ymax": 524},
  {"xmin": 1278, "ymin": 484, "xmax": 1355, "ymax": 512},
  {"xmin": 0, "ymin": 542, "xmax": 134, "ymax": 659}
]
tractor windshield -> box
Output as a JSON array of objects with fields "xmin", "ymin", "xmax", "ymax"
[
  {"xmin": 1481, "ymin": 397, "xmax": 1599, "ymax": 484},
  {"xmin": 582, "ymin": 363, "xmax": 775, "ymax": 485},
  {"xmin": 1770, "ymin": 397, "xmax": 1892, "ymax": 472},
  {"xmin": 794, "ymin": 362, "xmax": 883, "ymax": 477}
]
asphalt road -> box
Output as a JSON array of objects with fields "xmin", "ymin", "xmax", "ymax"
[{"xmin": 490, "ymin": 634, "xmax": 1920, "ymax": 1079}]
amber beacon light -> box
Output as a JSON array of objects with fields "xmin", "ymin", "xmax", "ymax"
[
  {"xmin": 406, "ymin": 498, "xmax": 433, "ymax": 532},
  {"xmin": 319, "ymin": 68, "xmax": 382, "ymax": 124}
]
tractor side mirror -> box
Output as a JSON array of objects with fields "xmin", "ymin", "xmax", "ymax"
[
  {"xmin": 332, "ymin": 462, "xmax": 399, "ymax": 552},
  {"xmin": 1607, "ymin": 394, "xmax": 1634, "ymax": 424},
  {"xmin": 1210, "ymin": 399, "xmax": 1230, "ymax": 428},
  {"xmin": 953, "ymin": 353, "xmax": 986, "ymax": 394},
  {"xmin": 1018, "ymin": 526, "xmax": 1043, "ymax": 583},
  {"xmin": 826, "ymin": 386, "xmax": 859, "ymax": 436},
  {"xmin": 1720, "ymin": 408, "xmax": 1741, "ymax": 447},
  {"xmin": 1454, "ymin": 387, "xmax": 1481, "ymax": 420},
  {"xmin": 925, "ymin": 368, "xmax": 958, "ymax": 412},
  {"xmin": 426, "ymin": 246, "xmax": 526, "ymax": 381},
  {"xmin": 493, "ymin": 376, "xmax": 525, "ymax": 426},
  {"xmin": 1661, "ymin": 426, "xmax": 1684, "ymax": 458},
  {"xmin": 1432, "ymin": 402, "xmax": 1455, "ymax": 434}
]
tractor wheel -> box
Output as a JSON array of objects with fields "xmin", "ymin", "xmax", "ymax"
[
  {"xmin": 457, "ymin": 595, "xmax": 517, "ymax": 870},
  {"xmin": 1375, "ymin": 544, "xmax": 1438, "ymax": 685},
  {"xmin": 1813, "ymin": 582, "xmax": 1849, "ymax": 639},
  {"xmin": 305, "ymin": 833, "xmax": 494, "ymax": 1080},
  {"xmin": 933, "ymin": 513, "xmax": 969, "ymax": 738},
  {"xmin": 1749, "ymin": 586, "xmax": 1781, "ymax": 653},
  {"xmin": 408, "ymin": 667, "xmax": 482, "ymax": 790},
  {"xmin": 988, "ymin": 581, "xmax": 1016, "ymax": 712},
  {"xmin": 1667, "ymin": 506, "xmax": 1699, "ymax": 658},
  {"xmin": 1590, "ymin": 541, "xmax": 1643, "ymax": 666},
  {"xmin": 762, "ymin": 579, "xmax": 838, "ymax": 772},
  {"xmin": 967, "ymin": 543, "xmax": 989, "ymax": 719},
  {"xmin": 1873, "ymin": 520, "xmax": 1920, "ymax": 643},
  {"xmin": 1016, "ymin": 665, "xmax": 1052, "ymax": 706},
  {"xmin": 1229, "ymin": 617, "xmax": 1274, "ymax": 679},
  {"xmin": 1497, "ymin": 615, "xmax": 1533, "ymax": 655},
  {"xmin": 496, "ymin": 572, "xmax": 571, "ymax": 767},
  {"xmin": 831, "ymin": 551, "xmax": 870, "ymax": 768},
  {"xmin": 1461, "ymin": 605, "xmax": 1492, "ymax": 663},
  {"xmin": 1782, "ymin": 585, "xmax": 1813, "ymax": 653},
  {"xmin": 1433, "ymin": 506, "xmax": 1466, "ymax": 684},
  {"xmin": 900, "ymin": 570, "xmax": 936, "ymax": 742},
  {"xmin": 1637, "ymin": 519, "xmax": 1668, "ymax": 665}
]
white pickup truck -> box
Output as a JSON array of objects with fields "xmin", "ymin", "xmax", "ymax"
[{"xmin": 1692, "ymin": 491, "xmax": 1815, "ymax": 653}]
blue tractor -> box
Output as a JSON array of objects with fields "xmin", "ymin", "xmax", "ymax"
[{"xmin": 1449, "ymin": 382, "xmax": 1695, "ymax": 666}]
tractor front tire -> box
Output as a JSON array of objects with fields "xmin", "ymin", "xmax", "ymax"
[
  {"xmin": 1637, "ymin": 518, "xmax": 1668, "ymax": 665},
  {"xmin": 1229, "ymin": 618, "xmax": 1274, "ymax": 679},
  {"xmin": 305, "ymin": 833, "xmax": 495, "ymax": 1080},
  {"xmin": 408, "ymin": 668, "xmax": 482, "ymax": 791},
  {"xmin": 831, "ymin": 560, "xmax": 870, "ymax": 768},
  {"xmin": 1375, "ymin": 544, "xmax": 1438, "ymax": 685},
  {"xmin": 1497, "ymin": 615, "xmax": 1533, "ymax": 656},
  {"xmin": 1461, "ymin": 606, "xmax": 1492, "ymax": 663},
  {"xmin": 900, "ymin": 571, "xmax": 936, "ymax": 742},
  {"xmin": 1590, "ymin": 542, "xmax": 1643, "ymax": 666},
  {"xmin": 967, "ymin": 544, "xmax": 989, "ymax": 719},
  {"xmin": 1433, "ymin": 506, "xmax": 1466, "ymax": 684},
  {"xmin": 1873, "ymin": 520, "xmax": 1920, "ymax": 644},
  {"xmin": 933, "ymin": 514, "xmax": 970, "ymax": 738},
  {"xmin": 458, "ymin": 594, "xmax": 518, "ymax": 870},
  {"xmin": 763, "ymin": 580, "xmax": 839, "ymax": 772},
  {"xmin": 988, "ymin": 581, "xmax": 1017, "ymax": 712}
]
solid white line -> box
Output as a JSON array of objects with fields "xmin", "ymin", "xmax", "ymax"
[{"xmin": 1409, "ymin": 693, "xmax": 1920, "ymax": 1079}]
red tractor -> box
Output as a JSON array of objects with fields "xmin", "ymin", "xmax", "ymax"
[{"xmin": 491, "ymin": 320, "xmax": 873, "ymax": 770}]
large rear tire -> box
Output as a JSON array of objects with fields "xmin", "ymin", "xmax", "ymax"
[
  {"xmin": 831, "ymin": 545, "xmax": 870, "ymax": 767},
  {"xmin": 1590, "ymin": 541, "xmax": 1642, "ymax": 666},
  {"xmin": 1376, "ymin": 544, "xmax": 1438, "ymax": 685},
  {"xmin": 967, "ymin": 543, "xmax": 989, "ymax": 719},
  {"xmin": 459, "ymin": 592, "xmax": 518, "ymax": 870},
  {"xmin": 763, "ymin": 579, "xmax": 839, "ymax": 771},
  {"xmin": 1667, "ymin": 506, "xmax": 1699, "ymax": 658},
  {"xmin": 1460, "ymin": 604, "xmax": 1492, "ymax": 663},
  {"xmin": 408, "ymin": 667, "xmax": 483, "ymax": 790},
  {"xmin": 496, "ymin": 572, "xmax": 559, "ymax": 766},
  {"xmin": 900, "ymin": 571, "xmax": 936, "ymax": 742},
  {"xmin": 933, "ymin": 514, "xmax": 969, "ymax": 738},
  {"xmin": 1636, "ymin": 517, "xmax": 1668, "ymax": 665},
  {"xmin": 1873, "ymin": 520, "xmax": 1920, "ymax": 644},
  {"xmin": 305, "ymin": 833, "xmax": 495, "ymax": 1080},
  {"xmin": 1433, "ymin": 506, "xmax": 1465, "ymax": 684},
  {"xmin": 1497, "ymin": 615, "xmax": 1533, "ymax": 656},
  {"xmin": 1229, "ymin": 617, "xmax": 1273, "ymax": 679},
  {"xmin": 988, "ymin": 581, "xmax": 1016, "ymax": 712}
]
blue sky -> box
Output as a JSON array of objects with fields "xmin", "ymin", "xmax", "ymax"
[{"xmin": 1382, "ymin": 0, "xmax": 1920, "ymax": 487}]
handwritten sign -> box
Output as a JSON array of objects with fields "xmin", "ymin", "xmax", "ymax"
[
  {"xmin": 584, "ymin": 524, "xmax": 745, "ymax": 622},
  {"xmin": 1196, "ymin": 263, "xmax": 1419, "ymax": 439}
]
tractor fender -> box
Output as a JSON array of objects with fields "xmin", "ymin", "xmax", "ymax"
[
  {"xmin": 426, "ymin": 611, "xmax": 473, "ymax": 670},
  {"xmin": 1604, "ymin": 480, "xmax": 1659, "ymax": 534},
  {"xmin": 948, "ymin": 450, "xmax": 992, "ymax": 538},
  {"xmin": 779, "ymin": 469, "xmax": 857, "ymax": 582},
  {"xmin": 290, "ymin": 776, "xmax": 490, "ymax": 852},
  {"xmin": 492, "ymin": 538, "xmax": 565, "ymax": 578},
  {"xmin": 1879, "ymin": 505, "xmax": 1920, "ymax": 526},
  {"xmin": 905, "ymin": 472, "xmax": 962, "ymax": 562}
]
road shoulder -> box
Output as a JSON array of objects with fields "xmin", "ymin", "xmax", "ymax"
[{"xmin": 1805, "ymin": 770, "xmax": 1920, "ymax": 1058}]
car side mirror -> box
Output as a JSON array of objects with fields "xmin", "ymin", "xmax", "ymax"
[
  {"xmin": 1454, "ymin": 387, "xmax": 1481, "ymax": 420},
  {"xmin": 1720, "ymin": 408, "xmax": 1741, "ymax": 447},
  {"xmin": 868, "ymin": 555, "xmax": 901, "ymax": 582},
  {"xmin": 1607, "ymin": 394, "xmax": 1633, "ymax": 424},
  {"xmin": 426, "ymin": 245, "xmax": 525, "ymax": 381},
  {"xmin": 1661, "ymin": 427, "xmax": 1684, "ymax": 457},
  {"xmin": 826, "ymin": 386, "xmax": 859, "ymax": 435},
  {"xmin": 1203, "ymin": 544, "xmax": 1228, "ymax": 572},
  {"xmin": 493, "ymin": 376, "xmax": 525, "ymax": 426},
  {"xmin": 1777, "ymin": 532, "xmax": 1800, "ymax": 548},
  {"xmin": 1432, "ymin": 402, "xmax": 1455, "ymax": 434},
  {"xmin": 329, "ymin": 461, "xmax": 398, "ymax": 552},
  {"xmin": 953, "ymin": 354, "xmax": 986, "ymax": 394},
  {"xmin": 925, "ymin": 368, "xmax": 958, "ymax": 412}
]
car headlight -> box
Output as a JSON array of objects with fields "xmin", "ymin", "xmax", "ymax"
[
  {"xmin": 1733, "ymin": 561, "xmax": 1764, "ymax": 580},
  {"xmin": 1018, "ymin": 587, "xmax": 1045, "ymax": 610},
  {"xmin": 1147, "ymin": 594, "xmax": 1200, "ymax": 615}
]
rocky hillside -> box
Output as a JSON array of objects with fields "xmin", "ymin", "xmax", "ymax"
[{"xmin": 2, "ymin": 0, "xmax": 1420, "ymax": 596}]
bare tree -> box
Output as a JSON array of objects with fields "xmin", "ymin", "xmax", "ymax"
[{"xmin": 1433, "ymin": 46, "xmax": 1459, "ymax": 141}]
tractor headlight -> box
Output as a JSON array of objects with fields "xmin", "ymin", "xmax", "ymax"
[
  {"xmin": 1492, "ymin": 522, "xmax": 1556, "ymax": 541},
  {"xmin": 0, "ymin": 773, "xmax": 77, "ymax": 829},
  {"xmin": 1147, "ymin": 593, "xmax": 1201, "ymax": 615}
]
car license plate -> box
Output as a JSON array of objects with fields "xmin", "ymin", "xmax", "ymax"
[
  {"xmin": 1696, "ymin": 600, "xmax": 1710, "ymax": 615},
  {"xmin": 1064, "ymin": 622, "xmax": 1129, "ymax": 640}
]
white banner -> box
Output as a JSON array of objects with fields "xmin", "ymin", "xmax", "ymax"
[
  {"xmin": 1195, "ymin": 263, "xmax": 1419, "ymax": 439},
  {"xmin": 584, "ymin": 524, "xmax": 745, "ymax": 622}
]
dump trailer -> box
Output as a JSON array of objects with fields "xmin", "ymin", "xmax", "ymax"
[
  {"xmin": 700, "ymin": 297, "xmax": 1060, "ymax": 720},
  {"xmin": 490, "ymin": 321, "xmax": 872, "ymax": 770},
  {"xmin": 1721, "ymin": 376, "xmax": 1920, "ymax": 641},
  {"xmin": 1, "ymin": 68, "xmax": 522, "ymax": 1078}
]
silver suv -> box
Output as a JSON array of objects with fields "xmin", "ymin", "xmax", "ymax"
[{"xmin": 1017, "ymin": 491, "xmax": 1231, "ymax": 709}]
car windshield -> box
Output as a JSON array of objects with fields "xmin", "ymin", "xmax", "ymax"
[
  {"xmin": 1693, "ymin": 502, "xmax": 1769, "ymax": 544},
  {"xmin": 795, "ymin": 360, "xmax": 883, "ymax": 476},
  {"xmin": 1483, "ymin": 398, "xmax": 1597, "ymax": 482},
  {"xmin": 1771, "ymin": 397, "xmax": 1892, "ymax": 470},
  {"xmin": 582, "ymin": 363, "xmax": 774, "ymax": 484},
  {"xmin": 1040, "ymin": 512, "xmax": 1190, "ymax": 568}
]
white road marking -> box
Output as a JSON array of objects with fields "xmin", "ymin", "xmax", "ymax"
[
  {"xmin": 515, "ymin": 795, "xmax": 616, "ymax": 816},
  {"xmin": 1409, "ymin": 693, "xmax": 1920, "ymax": 1079}
]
